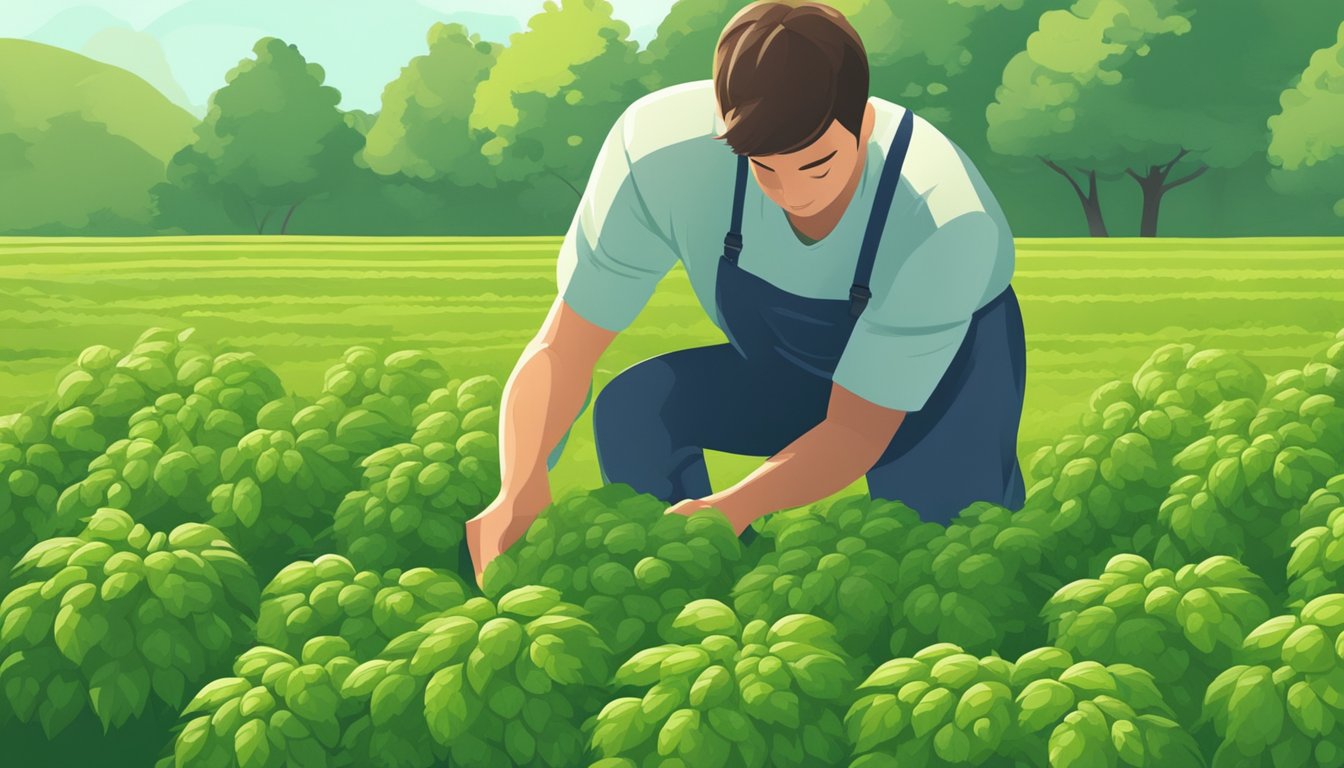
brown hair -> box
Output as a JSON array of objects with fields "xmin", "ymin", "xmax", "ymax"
[{"xmin": 712, "ymin": 1, "xmax": 869, "ymax": 157}]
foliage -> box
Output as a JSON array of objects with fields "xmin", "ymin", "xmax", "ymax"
[
  {"xmin": 338, "ymin": 586, "xmax": 610, "ymax": 768},
  {"xmin": 891, "ymin": 501, "xmax": 1057, "ymax": 661},
  {"xmin": 848, "ymin": 643, "xmax": 1202, "ymax": 766},
  {"xmin": 590, "ymin": 600, "xmax": 856, "ymax": 768},
  {"xmin": 1267, "ymin": 20, "xmax": 1344, "ymax": 218},
  {"xmin": 153, "ymin": 37, "xmax": 362, "ymax": 234},
  {"xmin": 255, "ymin": 555, "xmax": 469, "ymax": 662},
  {"xmin": 1044, "ymin": 553, "xmax": 1272, "ymax": 722},
  {"xmin": 1203, "ymin": 593, "xmax": 1344, "ymax": 767},
  {"xmin": 485, "ymin": 483, "xmax": 743, "ymax": 657},
  {"xmin": 0, "ymin": 509, "xmax": 258, "ymax": 737},
  {"xmin": 331, "ymin": 375, "xmax": 502, "ymax": 578},
  {"xmin": 160, "ymin": 640, "xmax": 358, "ymax": 768},
  {"xmin": 731, "ymin": 496, "xmax": 943, "ymax": 663}
]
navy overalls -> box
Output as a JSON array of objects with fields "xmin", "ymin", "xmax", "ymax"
[{"xmin": 584, "ymin": 108, "xmax": 1027, "ymax": 538}]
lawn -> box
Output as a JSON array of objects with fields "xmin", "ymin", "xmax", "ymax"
[{"xmin": 2, "ymin": 235, "xmax": 1342, "ymax": 500}]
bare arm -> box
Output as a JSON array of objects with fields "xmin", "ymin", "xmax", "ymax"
[
  {"xmin": 466, "ymin": 296, "xmax": 617, "ymax": 584},
  {"xmin": 703, "ymin": 383, "xmax": 907, "ymax": 531},
  {"xmin": 497, "ymin": 296, "xmax": 617, "ymax": 503}
]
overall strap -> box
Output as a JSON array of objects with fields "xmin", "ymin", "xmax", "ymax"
[
  {"xmin": 722, "ymin": 153, "xmax": 749, "ymax": 265},
  {"xmin": 850, "ymin": 107, "xmax": 916, "ymax": 318}
]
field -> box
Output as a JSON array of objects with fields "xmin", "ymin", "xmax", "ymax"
[{"xmin": 2, "ymin": 235, "xmax": 1342, "ymax": 501}]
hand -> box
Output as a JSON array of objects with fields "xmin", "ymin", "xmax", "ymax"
[
  {"xmin": 466, "ymin": 480, "xmax": 551, "ymax": 589},
  {"xmin": 664, "ymin": 496, "xmax": 752, "ymax": 536}
]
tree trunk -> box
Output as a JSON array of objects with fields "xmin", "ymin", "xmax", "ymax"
[
  {"xmin": 279, "ymin": 199, "xmax": 305, "ymax": 235},
  {"xmin": 1040, "ymin": 157, "xmax": 1109, "ymax": 237},
  {"xmin": 1126, "ymin": 148, "xmax": 1209, "ymax": 237},
  {"xmin": 256, "ymin": 208, "xmax": 274, "ymax": 235}
]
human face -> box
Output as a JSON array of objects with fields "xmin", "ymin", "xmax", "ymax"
[{"xmin": 744, "ymin": 102, "xmax": 875, "ymax": 220}]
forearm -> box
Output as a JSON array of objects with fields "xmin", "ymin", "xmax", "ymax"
[
  {"xmin": 496, "ymin": 337, "xmax": 592, "ymax": 501},
  {"xmin": 705, "ymin": 418, "xmax": 890, "ymax": 528}
]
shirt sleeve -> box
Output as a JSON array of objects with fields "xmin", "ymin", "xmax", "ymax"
[
  {"xmin": 555, "ymin": 108, "xmax": 679, "ymax": 333},
  {"xmin": 830, "ymin": 209, "xmax": 1007, "ymax": 412}
]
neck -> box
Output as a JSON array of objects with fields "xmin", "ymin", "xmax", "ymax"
[{"xmin": 788, "ymin": 142, "xmax": 867, "ymax": 241}]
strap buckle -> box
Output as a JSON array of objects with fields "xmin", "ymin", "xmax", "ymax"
[
  {"xmin": 722, "ymin": 231, "xmax": 743, "ymax": 263},
  {"xmin": 848, "ymin": 283, "xmax": 872, "ymax": 317}
]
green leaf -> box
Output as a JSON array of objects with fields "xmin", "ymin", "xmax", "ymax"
[
  {"xmin": 672, "ymin": 599, "xmax": 741, "ymax": 637},
  {"xmin": 425, "ymin": 664, "xmax": 471, "ymax": 745},
  {"xmin": 234, "ymin": 718, "xmax": 269, "ymax": 768},
  {"xmin": 848, "ymin": 693, "xmax": 905, "ymax": 753},
  {"xmin": 370, "ymin": 674, "xmax": 416, "ymax": 726}
]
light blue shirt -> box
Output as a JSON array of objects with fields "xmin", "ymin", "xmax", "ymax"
[{"xmin": 555, "ymin": 79, "xmax": 1015, "ymax": 413}]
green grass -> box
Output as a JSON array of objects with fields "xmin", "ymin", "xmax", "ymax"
[{"xmin": 2, "ymin": 235, "xmax": 1342, "ymax": 500}]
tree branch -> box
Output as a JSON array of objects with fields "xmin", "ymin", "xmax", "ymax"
[
  {"xmin": 1163, "ymin": 164, "xmax": 1209, "ymax": 192},
  {"xmin": 1160, "ymin": 147, "xmax": 1190, "ymax": 177},
  {"xmin": 544, "ymin": 167, "xmax": 582, "ymax": 199},
  {"xmin": 1039, "ymin": 156, "xmax": 1086, "ymax": 201}
]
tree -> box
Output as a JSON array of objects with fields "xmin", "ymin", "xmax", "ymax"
[
  {"xmin": 639, "ymin": 0, "xmax": 753, "ymax": 90},
  {"xmin": 153, "ymin": 37, "xmax": 362, "ymax": 234},
  {"xmin": 468, "ymin": 0, "xmax": 650, "ymax": 201},
  {"xmin": 987, "ymin": 0, "xmax": 1195, "ymax": 237},
  {"xmin": 990, "ymin": 0, "xmax": 1342, "ymax": 237},
  {"xmin": 361, "ymin": 22, "xmax": 501, "ymax": 187},
  {"xmin": 1268, "ymin": 21, "xmax": 1344, "ymax": 219}
]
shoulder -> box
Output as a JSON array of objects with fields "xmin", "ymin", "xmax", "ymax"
[
  {"xmin": 869, "ymin": 96, "xmax": 1005, "ymax": 231},
  {"xmin": 616, "ymin": 80, "xmax": 721, "ymax": 167}
]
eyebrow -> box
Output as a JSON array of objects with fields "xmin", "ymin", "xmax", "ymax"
[{"xmin": 751, "ymin": 149, "xmax": 838, "ymax": 173}]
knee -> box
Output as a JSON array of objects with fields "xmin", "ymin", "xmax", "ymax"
[{"xmin": 592, "ymin": 361, "xmax": 671, "ymax": 439}]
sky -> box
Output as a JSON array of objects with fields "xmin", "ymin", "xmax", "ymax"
[{"xmin": 4, "ymin": 0, "xmax": 680, "ymax": 115}]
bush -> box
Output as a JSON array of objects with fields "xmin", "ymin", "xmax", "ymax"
[
  {"xmin": 0, "ymin": 509, "xmax": 257, "ymax": 736},
  {"xmin": 484, "ymin": 483, "xmax": 744, "ymax": 657},
  {"xmin": 1203, "ymin": 593, "xmax": 1344, "ymax": 767},
  {"xmin": 330, "ymin": 377, "xmax": 502, "ymax": 578},
  {"xmin": 1043, "ymin": 553, "xmax": 1272, "ymax": 724},
  {"xmin": 848, "ymin": 643, "xmax": 1202, "ymax": 766},
  {"xmin": 590, "ymin": 600, "xmax": 856, "ymax": 768},
  {"xmin": 255, "ymin": 554, "xmax": 469, "ymax": 662},
  {"xmin": 338, "ymin": 585, "xmax": 610, "ymax": 768}
]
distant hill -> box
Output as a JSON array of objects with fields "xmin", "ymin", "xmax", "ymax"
[
  {"xmin": 0, "ymin": 38, "xmax": 196, "ymax": 162},
  {"xmin": 0, "ymin": 39, "xmax": 197, "ymax": 234}
]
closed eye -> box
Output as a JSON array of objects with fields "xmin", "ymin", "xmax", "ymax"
[{"xmin": 811, "ymin": 169, "xmax": 830, "ymax": 179}]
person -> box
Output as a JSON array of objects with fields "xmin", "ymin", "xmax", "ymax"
[{"xmin": 465, "ymin": 0, "xmax": 1027, "ymax": 586}]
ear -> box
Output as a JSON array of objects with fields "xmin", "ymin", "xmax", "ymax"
[{"xmin": 859, "ymin": 102, "xmax": 875, "ymax": 146}]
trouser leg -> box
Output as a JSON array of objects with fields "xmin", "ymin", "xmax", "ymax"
[
  {"xmin": 592, "ymin": 343, "xmax": 829, "ymax": 539},
  {"xmin": 865, "ymin": 287, "xmax": 1028, "ymax": 525}
]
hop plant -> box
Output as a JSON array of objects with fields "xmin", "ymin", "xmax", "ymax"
[
  {"xmin": 160, "ymin": 639, "xmax": 359, "ymax": 768},
  {"xmin": 331, "ymin": 379, "xmax": 502, "ymax": 576},
  {"xmin": 1203, "ymin": 593, "xmax": 1344, "ymax": 767},
  {"xmin": 338, "ymin": 585, "xmax": 610, "ymax": 768},
  {"xmin": 57, "ymin": 435, "xmax": 221, "ymax": 534},
  {"xmin": 0, "ymin": 509, "xmax": 258, "ymax": 737},
  {"xmin": 1043, "ymin": 553, "xmax": 1272, "ymax": 722},
  {"xmin": 590, "ymin": 600, "xmax": 857, "ymax": 768},
  {"xmin": 1, "ymin": 405, "xmax": 90, "ymax": 590},
  {"xmin": 729, "ymin": 494, "xmax": 935, "ymax": 664},
  {"xmin": 322, "ymin": 348, "xmax": 451, "ymax": 408},
  {"xmin": 1023, "ymin": 344, "xmax": 1263, "ymax": 580},
  {"xmin": 484, "ymin": 483, "xmax": 743, "ymax": 657},
  {"xmin": 1287, "ymin": 475, "xmax": 1344, "ymax": 605},
  {"xmin": 848, "ymin": 643, "xmax": 1201, "ymax": 766},
  {"xmin": 321, "ymin": 348, "xmax": 471, "ymax": 455},
  {"xmin": 892, "ymin": 502, "xmax": 1057, "ymax": 660},
  {"xmin": 1155, "ymin": 351, "xmax": 1343, "ymax": 580},
  {"xmin": 256, "ymin": 554, "xmax": 469, "ymax": 662},
  {"xmin": 206, "ymin": 400, "xmax": 358, "ymax": 576}
]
